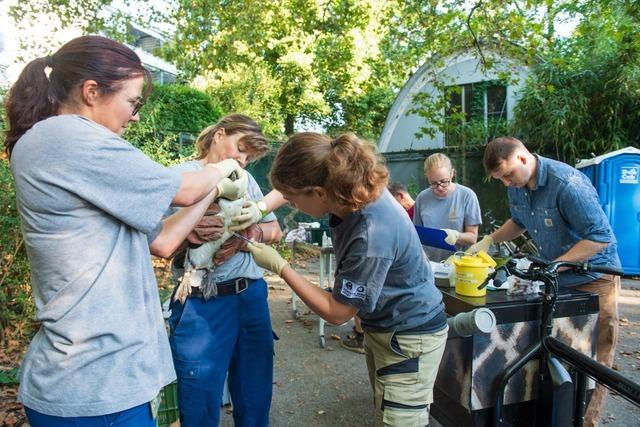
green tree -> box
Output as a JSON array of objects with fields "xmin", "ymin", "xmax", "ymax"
[
  {"xmin": 165, "ymin": 0, "xmax": 405, "ymax": 136},
  {"xmin": 513, "ymin": 1, "xmax": 640, "ymax": 162},
  {"xmin": 10, "ymin": 0, "xmax": 639, "ymax": 150}
]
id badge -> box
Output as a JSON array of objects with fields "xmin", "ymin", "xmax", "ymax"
[{"xmin": 150, "ymin": 392, "xmax": 162, "ymax": 419}]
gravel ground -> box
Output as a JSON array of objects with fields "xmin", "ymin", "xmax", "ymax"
[{"xmin": 220, "ymin": 260, "xmax": 640, "ymax": 427}]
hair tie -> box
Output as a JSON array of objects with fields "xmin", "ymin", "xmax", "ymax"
[
  {"xmin": 45, "ymin": 56, "xmax": 54, "ymax": 67},
  {"xmin": 330, "ymin": 138, "xmax": 338, "ymax": 148}
]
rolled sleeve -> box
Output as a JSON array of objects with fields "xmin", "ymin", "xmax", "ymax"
[{"xmin": 558, "ymin": 176, "xmax": 613, "ymax": 243}]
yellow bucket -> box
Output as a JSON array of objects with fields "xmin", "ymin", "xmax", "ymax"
[{"xmin": 452, "ymin": 251, "xmax": 497, "ymax": 297}]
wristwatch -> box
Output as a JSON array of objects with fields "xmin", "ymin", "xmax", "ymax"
[{"xmin": 257, "ymin": 200, "xmax": 269, "ymax": 218}]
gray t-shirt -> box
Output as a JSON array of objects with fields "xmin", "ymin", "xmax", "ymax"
[
  {"xmin": 169, "ymin": 160, "xmax": 277, "ymax": 282},
  {"xmin": 10, "ymin": 115, "xmax": 181, "ymax": 417},
  {"xmin": 330, "ymin": 189, "xmax": 445, "ymax": 332},
  {"xmin": 413, "ymin": 183, "xmax": 482, "ymax": 262}
]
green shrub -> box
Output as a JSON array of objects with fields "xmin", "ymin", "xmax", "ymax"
[
  {"xmin": 125, "ymin": 83, "xmax": 224, "ymax": 165},
  {"xmin": 0, "ymin": 157, "xmax": 36, "ymax": 349}
]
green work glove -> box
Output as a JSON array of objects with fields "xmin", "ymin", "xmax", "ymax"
[
  {"xmin": 229, "ymin": 200, "xmax": 263, "ymax": 231},
  {"xmin": 467, "ymin": 235, "xmax": 493, "ymax": 254},
  {"xmin": 247, "ymin": 242, "xmax": 289, "ymax": 275},
  {"xmin": 442, "ymin": 228, "xmax": 460, "ymax": 246},
  {"xmin": 205, "ymin": 158, "xmax": 242, "ymax": 179},
  {"xmin": 216, "ymin": 171, "xmax": 248, "ymax": 200}
]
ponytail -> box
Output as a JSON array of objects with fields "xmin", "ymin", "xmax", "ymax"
[
  {"xmin": 4, "ymin": 57, "xmax": 57, "ymax": 157},
  {"xmin": 4, "ymin": 35, "xmax": 152, "ymax": 159},
  {"xmin": 270, "ymin": 132, "xmax": 389, "ymax": 212}
]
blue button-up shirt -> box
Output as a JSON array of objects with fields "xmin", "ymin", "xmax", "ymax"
[{"xmin": 508, "ymin": 155, "xmax": 621, "ymax": 286}]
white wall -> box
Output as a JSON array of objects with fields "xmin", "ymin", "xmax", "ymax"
[{"xmin": 378, "ymin": 51, "xmax": 529, "ymax": 153}]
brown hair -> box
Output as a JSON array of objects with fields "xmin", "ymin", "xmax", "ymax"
[
  {"xmin": 4, "ymin": 35, "xmax": 152, "ymax": 158},
  {"xmin": 194, "ymin": 113, "xmax": 269, "ymax": 161},
  {"xmin": 270, "ymin": 132, "xmax": 389, "ymax": 212},
  {"xmin": 484, "ymin": 136, "xmax": 525, "ymax": 172}
]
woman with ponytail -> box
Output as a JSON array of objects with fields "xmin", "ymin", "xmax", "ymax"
[
  {"xmin": 4, "ymin": 35, "xmax": 246, "ymax": 426},
  {"xmin": 248, "ymin": 132, "xmax": 448, "ymax": 426}
]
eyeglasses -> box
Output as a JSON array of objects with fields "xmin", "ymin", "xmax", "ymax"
[
  {"xmin": 429, "ymin": 179, "xmax": 451, "ymax": 188},
  {"xmin": 130, "ymin": 98, "xmax": 145, "ymax": 116}
]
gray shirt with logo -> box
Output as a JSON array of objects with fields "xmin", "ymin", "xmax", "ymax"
[
  {"xmin": 330, "ymin": 189, "xmax": 445, "ymax": 332},
  {"xmin": 10, "ymin": 115, "xmax": 181, "ymax": 417},
  {"xmin": 413, "ymin": 183, "xmax": 482, "ymax": 262}
]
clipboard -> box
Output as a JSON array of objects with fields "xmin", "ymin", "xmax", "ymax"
[{"xmin": 414, "ymin": 225, "xmax": 456, "ymax": 251}]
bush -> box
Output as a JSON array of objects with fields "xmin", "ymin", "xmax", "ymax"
[
  {"xmin": 125, "ymin": 83, "xmax": 224, "ymax": 165},
  {"xmin": 0, "ymin": 156, "xmax": 36, "ymax": 350}
]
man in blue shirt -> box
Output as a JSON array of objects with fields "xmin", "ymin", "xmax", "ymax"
[{"xmin": 469, "ymin": 136, "xmax": 621, "ymax": 427}]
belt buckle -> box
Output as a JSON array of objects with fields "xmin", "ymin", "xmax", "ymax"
[{"xmin": 235, "ymin": 278, "xmax": 248, "ymax": 294}]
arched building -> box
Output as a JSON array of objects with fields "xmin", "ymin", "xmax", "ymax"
[
  {"xmin": 379, "ymin": 50, "xmax": 530, "ymax": 223},
  {"xmin": 379, "ymin": 50, "xmax": 529, "ymax": 153}
]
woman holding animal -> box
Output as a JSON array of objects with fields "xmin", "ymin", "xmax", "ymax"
[
  {"xmin": 167, "ymin": 114, "xmax": 282, "ymax": 427},
  {"xmin": 4, "ymin": 35, "xmax": 246, "ymax": 426}
]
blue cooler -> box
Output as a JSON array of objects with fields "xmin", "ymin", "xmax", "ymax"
[{"xmin": 576, "ymin": 147, "xmax": 640, "ymax": 275}]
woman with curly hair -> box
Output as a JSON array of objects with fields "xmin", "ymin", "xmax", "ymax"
[{"xmin": 249, "ymin": 132, "xmax": 448, "ymax": 426}]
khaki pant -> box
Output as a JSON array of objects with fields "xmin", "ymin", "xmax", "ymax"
[
  {"xmin": 364, "ymin": 327, "xmax": 448, "ymax": 427},
  {"xmin": 575, "ymin": 275, "xmax": 620, "ymax": 427}
]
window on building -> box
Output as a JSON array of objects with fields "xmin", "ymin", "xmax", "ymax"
[{"xmin": 444, "ymin": 81, "xmax": 507, "ymax": 145}]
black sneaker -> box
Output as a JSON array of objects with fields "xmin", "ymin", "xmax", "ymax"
[{"xmin": 341, "ymin": 331, "xmax": 365, "ymax": 354}]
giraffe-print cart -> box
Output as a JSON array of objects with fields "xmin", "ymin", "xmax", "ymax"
[{"xmin": 432, "ymin": 288, "xmax": 599, "ymax": 426}]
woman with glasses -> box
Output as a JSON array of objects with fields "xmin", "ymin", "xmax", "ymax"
[
  {"xmin": 413, "ymin": 153, "xmax": 482, "ymax": 261},
  {"xmin": 4, "ymin": 35, "xmax": 245, "ymax": 426}
]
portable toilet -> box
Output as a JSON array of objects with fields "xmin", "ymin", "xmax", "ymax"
[{"xmin": 576, "ymin": 147, "xmax": 640, "ymax": 275}]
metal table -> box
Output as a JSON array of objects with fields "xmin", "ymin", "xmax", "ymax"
[{"xmin": 432, "ymin": 287, "xmax": 599, "ymax": 427}]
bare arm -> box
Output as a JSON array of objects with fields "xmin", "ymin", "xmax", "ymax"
[
  {"xmin": 149, "ymin": 191, "xmax": 216, "ymax": 258},
  {"xmin": 262, "ymin": 189, "xmax": 288, "ymax": 212},
  {"xmin": 457, "ymin": 224, "xmax": 479, "ymax": 246},
  {"xmin": 491, "ymin": 219, "xmax": 526, "ymax": 243},
  {"xmin": 172, "ymin": 169, "xmax": 223, "ymax": 207},
  {"xmin": 554, "ymin": 239, "xmax": 608, "ymax": 263},
  {"xmin": 280, "ymin": 265, "xmax": 359, "ymax": 325},
  {"xmin": 258, "ymin": 220, "xmax": 283, "ymax": 243}
]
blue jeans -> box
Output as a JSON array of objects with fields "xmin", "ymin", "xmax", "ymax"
[
  {"xmin": 168, "ymin": 278, "xmax": 274, "ymax": 427},
  {"xmin": 24, "ymin": 402, "xmax": 154, "ymax": 427}
]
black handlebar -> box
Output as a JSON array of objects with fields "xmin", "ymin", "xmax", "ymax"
[{"xmin": 578, "ymin": 263, "xmax": 625, "ymax": 276}]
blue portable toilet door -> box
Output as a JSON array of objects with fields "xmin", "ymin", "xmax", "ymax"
[{"xmin": 606, "ymin": 155, "xmax": 640, "ymax": 275}]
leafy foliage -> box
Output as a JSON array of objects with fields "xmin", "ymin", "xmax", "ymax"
[
  {"xmin": 513, "ymin": 1, "xmax": 640, "ymax": 162},
  {"xmin": 124, "ymin": 83, "xmax": 224, "ymax": 165},
  {"xmin": 1, "ymin": 88, "xmax": 36, "ymax": 349},
  {"xmin": 0, "ymin": 156, "xmax": 36, "ymax": 349},
  {"xmin": 0, "ymin": 368, "xmax": 19, "ymax": 385}
]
